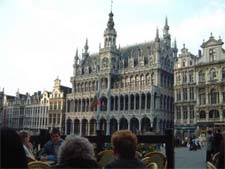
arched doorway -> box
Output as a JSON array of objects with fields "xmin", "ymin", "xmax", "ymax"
[
  {"xmin": 130, "ymin": 118, "xmax": 139, "ymax": 134},
  {"xmin": 141, "ymin": 117, "xmax": 150, "ymax": 133},
  {"xmin": 120, "ymin": 118, "xmax": 128, "ymax": 130},
  {"xmin": 74, "ymin": 119, "xmax": 80, "ymax": 135},
  {"xmin": 90, "ymin": 119, "xmax": 96, "ymax": 135}
]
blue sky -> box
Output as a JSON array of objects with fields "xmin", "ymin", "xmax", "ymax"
[{"xmin": 0, "ymin": 0, "xmax": 225, "ymax": 95}]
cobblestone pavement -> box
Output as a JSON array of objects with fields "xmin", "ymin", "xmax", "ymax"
[{"xmin": 175, "ymin": 146, "xmax": 206, "ymax": 169}]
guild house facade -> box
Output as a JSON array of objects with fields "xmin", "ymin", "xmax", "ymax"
[{"xmin": 174, "ymin": 34, "xmax": 225, "ymax": 140}]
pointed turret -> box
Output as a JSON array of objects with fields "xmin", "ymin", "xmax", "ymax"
[
  {"xmin": 173, "ymin": 39, "xmax": 178, "ymax": 57},
  {"xmin": 163, "ymin": 17, "xmax": 171, "ymax": 47},
  {"xmin": 73, "ymin": 49, "xmax": 79, "ymax": 76},
  {"xmin": 104, "ymin": 11, "xmax": 117, "ymax": 48},
  {"xmin": 155, "ymin": 28, "xmax": 160, "ymax": 51},
  {"xmin": 163, "ymin": 17, "xmax": 169, "ymax": 35},
  {"xmin": 82, "ymin": 39, "xmax": 89, "ymax": 59}
]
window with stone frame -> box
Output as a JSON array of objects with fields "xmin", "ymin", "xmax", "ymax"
[
  {"xmin": 176, "ymin": 106, "xmax": 181, "ymax": 120},
  {"xmin": 209, "ymin": 68, "xmax": 217, "ymax": 81},
  {"xmin": 176, "ymin": 73, "xmax": 181, "ymax": 84},
  {"xmin": 190, "ymin": 105, "xmax": 194, "ymax": 119},
  {"xmin": 183, "ymin": 88, "xmax": 188, "ymax": 100},
  {"xmin": 182, "ymin": 59, "xmax": 186, "ymax": 67},
  {"xmin": 199, "ymin": 70, "xmax": 205, "ymax": 82},
  {"xmin": 182, "ymin": 72, "xmax": 187, "ymax": 83},
  {"xmin": 222, "ymin": 68, "xmax": 225, "ymax": 81},
  {"xmin": 223, "ymin": 110, "xmax": 225, "ymax": 118},
  {"xmin": 183, "ymin": 106, "xmax": 188, "ymax": 119},
  {"xmin": 209, "ymin": 48, "xmax": 216, "ymax": 62},
  {"xmin": 189, "ymin": 87, "xmax": 195, "ymax": 100},
  {"xmin": 57, "ymin": 114, "xmax": 60, "ymax": 124},
  {"xmin": 189, "ymin": 71, "xmax": 194, "ymax": 82},
  {"xmin": 209, "ymin": 89, "xmax": 219, "ymax": 104},
  {"xmin": 199, "ymin": 111, "xmax": 206, "ymax": 119},
  {"xmin": 199, "ymin": 88, "xmax": 206, "ymax": 105},
  {"xmin": 176, "ymin": 89, "xmax": 181, "ymax": 101}
]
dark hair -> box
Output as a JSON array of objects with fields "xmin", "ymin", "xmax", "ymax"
[
  {"xmin": 111, "ymin": 130, "xmax": 137, "ymax": 159},
  {"xmin": 50, "ymin": 127, "xmax": 60, "ymax": 135},
  {"xmin": 1, "ymin": 127, "xmax": 28, "ymax": 168}
]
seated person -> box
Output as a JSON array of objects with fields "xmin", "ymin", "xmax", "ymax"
[
  {"xmin": 53, "ymin": 135, "xmax": 99, "ymax": 168},
  {"xmin": 19, "ymin": 130, "xmax": 36, "ymax": 161},
  {"xmin": 105, "ymin": 130, "xmax": 147, "ymax": 169},
  {"xmin": 40, "ymin": 128, "xmax": 63, "ymax": 163}
]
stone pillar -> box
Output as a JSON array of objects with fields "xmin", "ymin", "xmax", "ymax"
[
  {"xmin": 87, "ymin": 121, "xmax": 90, "ymax": 136},
  {"xmin": 151, "ymin": 93, "xmax": 154, "ymax": 112},
  {"xmin": 71, "ymin": 119, "xmax": 74, "ymax": 134},
  {"xmin": 106, "ymin": 75, "xmax": 111, "ymax": 135},
  {"xmin": 128, "ymin": 94, "xmax": 131, "ymax": 111},
  {"xmin": 79, "ymin": 121, "xmax": 82, "ymax": 136},
  {"xmin": 181, "ymin": 106, "xmax": 183, "ymax": 124},
  {"xmin": 187, "ymin": 106, "xmax": 190, "ymax": 124},
  {"xmin": 134, "ymin": 95, "xmax": 136, "ymax": 110}
]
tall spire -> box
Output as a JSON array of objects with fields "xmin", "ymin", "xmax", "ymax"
[
  {"xmin": 164, "ymin": 16, "xmax": 169, "ymax": 34},
  {"xmin": 74, "ymin": 48, "xmax": 79, "ymax": 62},
  {"xmin": 84, "ymin": 38, "xmax": 89, "ymax": 53},
  {"xmin": 155, "ymin": 28, "xmax": 160, "ymax": 42}
]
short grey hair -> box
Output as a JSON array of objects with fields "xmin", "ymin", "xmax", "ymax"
[{"xmin": 58, "ymin": 135, "xmax": 95, "ymax": 164}]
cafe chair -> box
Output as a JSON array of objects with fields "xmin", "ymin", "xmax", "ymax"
[
  {"xmin": 144, "ymin": 151, "xmax": 167, "ymax": 169},
  {"xmin": 28, "ymin": 161, "xmax": 50, "ymax": 169}
]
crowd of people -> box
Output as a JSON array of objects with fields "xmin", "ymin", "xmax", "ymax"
[{"xmin": 0, "ymin": 127, "xmax": 148, "ymax": 169}]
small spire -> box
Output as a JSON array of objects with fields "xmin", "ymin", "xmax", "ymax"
[
  {"xmin": 164, "ymin": 16, "xmax": 169, "ymax": 31},
  {"xmin": 155, "ymin": 27, "xmax": 160, "ymax": 42},
  {"xmin": 183, "ymin": 43, "xmax": 185, "ymax": 49},
  {"xmin": 110, "ymin": 0, "xmax": 113, "ymax": 12},
  {"xmin": 107, "ymin": 12, "xmax": 115, "ymax": 29},
  {"xmin": 174, "ymin": 38, "xmax": 177, "ymax": 48},
  {"xmin": 84, "ymin": 38, "xmax": 89, "ymax": 53},
  {"xmin": 99, "ymin": 43, "xmax": 101, "ymax": 49},
  {"xmin": 219, "ymin": 35, "xmax": 221, "ymax": 40}
]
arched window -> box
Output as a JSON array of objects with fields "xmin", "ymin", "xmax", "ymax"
[
  {"xmin": 182, "ymin": 59, "xmax": 186, "ymax": 67},
  {"xmin": 222, "ymin": 68, "xmax": 225, "ymax": 81}
]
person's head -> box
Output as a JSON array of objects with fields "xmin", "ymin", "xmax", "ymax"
[
  {"xmin": 19, "ymin": 130, "xmax": 30, "ymax": 144},
  {"xmin": 58, "ymin": 135, "xmax": 95, "ymax": 164},
  {"xmin": 207, "ymin": 130, "xmax": 212, "ymax": 135},
  {"xmin": 1, "ymin": 127, "xmax": 28, "ymax": 168},
  {"xmin": 111, "ymin": 130, "xmax": 137, "ymax": 159},
  {"xmin": 50, "ymin": 128, "xmax": 61, "ymax": 144}
]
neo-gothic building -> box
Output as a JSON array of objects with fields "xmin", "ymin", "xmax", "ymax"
[
  {"xmin": 65, "ymin": 12, "xmax": 177, "ymax": 136},
  {"xmin": 174, "ymin": 34, "xmax": 225, "ymax": 140}
]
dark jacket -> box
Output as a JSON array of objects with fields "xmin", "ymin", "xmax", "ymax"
[
  {"xmin": 52, "ymin": 158, "xmax": 99, "ymax": 169},
  {"xmin": 105, "ymin": 157, "xmax": 147, "ymax": 169}
]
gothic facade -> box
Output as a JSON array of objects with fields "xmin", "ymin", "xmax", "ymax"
[
  {"xmin": 65, "ymin": 12, "xmax": 176, "ymax": 136},
  {"xmin": 174, "ymin": 34, "xmax": 225, "ymax": 139}
]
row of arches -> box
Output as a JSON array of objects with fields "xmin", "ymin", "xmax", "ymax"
[
  {"xmin": 67, "ymin": 93, "xmax": 173, "ymax": 113},
  {"xmin": 199, "ymin": 109, "xmax": 224, "ymax": 119},
  {"xmin": 66, "ymin": 117, "xmax": 173, "ymax": 136}
]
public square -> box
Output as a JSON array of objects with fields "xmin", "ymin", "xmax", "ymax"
[{"xmin": 175, "ymin": 146, "xmax": 206, "ymax": 169}]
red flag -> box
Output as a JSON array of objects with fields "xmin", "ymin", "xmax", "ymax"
[{"xmin": 90, "ymin": 95, "xmax": 100, "ymax": 110}]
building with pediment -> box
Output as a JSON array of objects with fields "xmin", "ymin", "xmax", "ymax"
[
  {"xmin": 65, "ymin": 11, "xmax": 177, "ymax": 136},
  {"xmin": 174, "ymin": 34, "xmax": 225, "ymax": 139}
]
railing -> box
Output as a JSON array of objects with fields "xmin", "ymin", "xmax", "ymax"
[{"xmin": 31, "ymin": 129, "xmax": 174, "ymax": 169}]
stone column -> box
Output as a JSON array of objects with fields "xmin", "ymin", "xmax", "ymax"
[
  {"xmin": 88, "ymin": 121, "xmax": 90, "ymax": 136},
  {"xmin": 139, "ymin": 93, "xmax": 141, "ymax": 113},
  {"xmin": 181, "ymin": 106, "xmax": 183, "ymax": 124},
  {"xmin": 79, "ymin": 121, "xmax": 82, "ymax": 136},
  {"xmin": 128, "ymin": 94, "xmax": 131, "ymax": 111},
  {"xmin": 145, "ymin": 93, "xmax": 147, "ymax": 113},
  {"xmin": 106, "ymin": 75, "xmax": 111, "ymax": 135}
]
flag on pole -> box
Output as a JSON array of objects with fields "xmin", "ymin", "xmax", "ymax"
[{"xmin": 90, "ymin": 94, "xmax": 100, "ymax": 110}]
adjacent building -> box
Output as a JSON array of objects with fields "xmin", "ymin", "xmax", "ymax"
[
  {"xmin": 174, "ymin": 34, "xmax": 225, "ymax": 139},
  {"xmin": 65, "ymin": 12, "xmax": 176, "ymax": 136}
]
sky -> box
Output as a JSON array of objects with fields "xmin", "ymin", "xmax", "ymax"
[{"xmin": 0, "ymin": 0, "xmax": 225, "ymax": 96}]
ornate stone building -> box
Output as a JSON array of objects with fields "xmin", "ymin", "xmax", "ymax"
[
  {"xmin": 174, "ymin": 34, "xmax": 225, "ymax": 139},
  {"xmin": 65, "ymin": 12, "xmax": 176, "ymax": 136}
]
